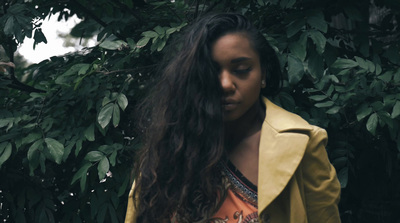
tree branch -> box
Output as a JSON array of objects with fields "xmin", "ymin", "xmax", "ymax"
[
  {"xmin": 111, "ymin": 0, "xmax": 144, "ymax": 24},
  {"xmin": 70, "ymin": 0, "xmax": 126, "ymax": 40},
  {"xmin": 194, "ymin": 0, "xmax": 200, "ymax": 18},
  {"xmin": 204, "ymin": 1, "xmax": 221, "ymax": 15},
  {"xmin": 97, "ymin": 65, "xmax": 157, "ymax": 75},
  {"xmin": 5, "ymin": 76, "xmax": 46, "ymax": 93},
  {"xmin": 167, "ymin": 5, "xmax": 183, "ymax": 22}
]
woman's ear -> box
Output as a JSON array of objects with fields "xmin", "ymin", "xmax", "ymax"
[{"xmin": 261, "ymin": 70, "xmax": 267, "ymax": 88}]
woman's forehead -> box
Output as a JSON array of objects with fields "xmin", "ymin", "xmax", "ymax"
[{"xmin": 211, "ymin": 33, "xmax": 258, "ymax": 62}]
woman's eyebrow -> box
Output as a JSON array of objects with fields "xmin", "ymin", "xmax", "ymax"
[{"xmin": 230, "ymin": 57, "xmax": 251, "ymax": 63}]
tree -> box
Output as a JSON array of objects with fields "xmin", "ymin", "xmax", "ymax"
[{"xmin": 1, "ymin": 0, "xmax": 399, "ymax": 222}]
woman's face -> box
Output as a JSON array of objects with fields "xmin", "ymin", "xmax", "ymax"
[{"xmin": 212, "ymin": 33, "xmax": 265, "ymax": 122}]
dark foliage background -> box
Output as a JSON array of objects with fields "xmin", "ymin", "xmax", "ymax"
[{"xmin": 1, "ymin": 0, "xmax": 399, "ymax": 222}]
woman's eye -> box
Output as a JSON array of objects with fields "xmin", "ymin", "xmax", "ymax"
[{"xmin": 233, "ymin": 67, "xmax": 252, "ymax": 75}]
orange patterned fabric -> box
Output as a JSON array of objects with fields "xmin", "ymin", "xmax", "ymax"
[{"xmin": 208, "ymin": 162, "xmax": 259, "ymax": 223}]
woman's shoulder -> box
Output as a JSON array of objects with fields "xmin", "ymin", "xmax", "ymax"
[{"xmin": 262, "ymin": 97, "xmax": 324, "ymax": 135}]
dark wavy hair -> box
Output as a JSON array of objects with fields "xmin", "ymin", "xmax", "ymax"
[{"xmin": 133, "ymin": 13, "xmax": 282, "ymax": 223}]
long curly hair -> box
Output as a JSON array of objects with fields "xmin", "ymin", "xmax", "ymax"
[{"xmin": 133, "ymin": 13, "xmax": 282, "ymax": 223}]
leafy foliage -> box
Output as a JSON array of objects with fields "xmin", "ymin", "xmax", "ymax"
[{"xmin": 1, "ymin": 0, "xmax": 400, "ymax": 222}]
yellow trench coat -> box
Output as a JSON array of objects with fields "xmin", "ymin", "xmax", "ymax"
[{"xmin": 125, "ymin": 98, "xmax": 341, "ymax": 223}]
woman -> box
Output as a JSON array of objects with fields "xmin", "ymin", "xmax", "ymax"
[{"xmin": 125, "ymin": 13, "xmax": 341, "ymax": 223}]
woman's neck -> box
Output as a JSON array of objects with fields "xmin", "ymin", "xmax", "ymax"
[{"xmin": 224, "ymin": 99, "xmax": 265, "ymax": 150}]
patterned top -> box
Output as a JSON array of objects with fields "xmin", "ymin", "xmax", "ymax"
[{"xmin": 208, "ymin": 161, "xmax": 259, "ymax": 223}]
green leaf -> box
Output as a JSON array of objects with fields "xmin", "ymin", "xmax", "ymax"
[
  {"xmin": 102, "ymin": 96, "xmax": 112, "ymax": 107},
  {"xmin": 0, "ymin": 118, "xmax": 13, "ymax": 128},
  {"xmin": 142, "ymin": 31, "xmax": 158, "ymax": 38},
  {"xmin": 331, "ymin": 58, "xmax": 358, "ymax": 69},
  {"xmin": 80, "ymin": 171, "xmax": 87, "ymax": 192},
  {"xmin": 151, "ymin": 36, "xmax": 159, "ymax": 44},
  {"xmin": 98, "ymin": 103, "xmax": 114, "ymax": 129},
  {"xmin": 150, "ymin": 38, "xmax": 161, "ymax": 52},
  {"xmin": 307, "ymin": 50, "xmax": 324, "ymax": 79},
  {"xmin": 287, "ymin": 55, "xmax": 304, "ymax": 85},
  {"xmin": 392, "ymin": 101, "xmax": 400, "ymax": 118},
  {"xmin": 308, "ymin": 30, "xmax": 326, "ymax": 54},
  {"xmin": 153, "ymin": 26, "xmax": 165, "ymax": 35},
  {"xmin": 315, "ymin": 101, "xmax": 334, "ymax": 108},
  {"xmin": 326, "ymin": 106, "xmax": 341, "ymax": 114},
  {"xmin": 166, "ymin": 27, "xmax": 177, "ymax": 35},
  {"xmin": 378, "ymin": 71, "xmax": 393, "ymax": 83},
  {"xmin": 75, "ymin": 139, "xmax": 83, "ymax": 156},
  {"xmin": 78, "ymin": 64, "xmax": 90, "ymax": 75},
  {"xmin": 3, "ymin": 17, "xmax": 15, "ymax": 35},
  {"xmin": 57, "ymin": 64, "xmax": 91, "ymax": 82},
  {"xmin": 338, "ymin": 167, "xmax": 348, "ymax": 188},
  {"xmin": 109, "ymin": 151, "xmax": 117, "ymax": 166},
  {"xmin": 375, "ymin": 64, "xmax": 382, "ymax": 75},
  {"xmin": 98, "ymin": 145, "xmax": 115, "ymax": 155},
  {"xmin": 157, "ymin": 39, "xmax": 167, "ymax": 52},
  {"xmin": 0, "ymin": 142, "xmax": 12, "ymax": 167},
  {"xmin": 71, "ymin": 162, "xmax": 91, "ymax": 185},
  {"xmin": 332, "ymin": 157, "xmax": 348, "ymax": 169},
  {"xmin": 39, "ymin": 153, "xmax": 46, "ymax": 174},
  {"xmin": 329, "ymin": 75, "xmax": 339, "ymax": 83},
  {"xmin": 337, "ymin": 69, "xmax": 351, "ymax": 76},
  {"xmin": 377, "ymin": 111, "xmax": 392, "ymax": 128},
  {"xmin": 366, "ymin": 113, "xmax": 378, "ymax": 135},
  {"xmin": 257, "ymin": 0, "xmax": 265, "ymax": 5},
  {"xmin": 44, "ymin": 138, "xmax": 64, "ymax": 164},
  {"xmin": 326, "ymin": 84, "xmax": 335, "ymax": 96},
  {"xmin": 99, "ymin": 40, "xmax": 127, "ymax": 50},
  {"xmin": 112, "ymin": 104, "xmax": 120, "ymax": 128},
  {"xmin": 27, "ymin": 139, "xmax": 43, "ymax": 175},
  {"xmin": 307, "ymin": 11, "xmax": 328, "ymax": 33},
  {"xmin": 136, "ymin": 37, "xmax": 150, "ymax": 48},
  {"xmin": 63, "ymin": 141, "xmax": 74, "ymax": 162},
  {"xmin": 110, "ymin": 92, "xmax": 118, "ymax": 101},
  {"xmin": 117, "ymin": 94, "xmax": 128, "ymax": 111},
  {"xmin": 367, "ymin": 60, "xmax": 375, "ymax": 73},
  {"xmin": 84, "ymin": 151, "xmax": 104, "ymax": 162},
  {"xmin": 371, "ymin": 101, "xmax": 384, "ymax": 110},
  {"xmin": 28, "ymin": 139, "xmax": 43, "ymax": 160},
  {"xmin": 33, "ymin": 28, "xmax": 47, "ymax": 45},
  {"xmin": 97, "ymin": 157, "xmax": 109, "ymax": 180},
  {"xmin": 286, "ymin": 19, "xmax": 305, "ymax": 38},
  {"xmin": 309, "ymin": 95, "xmax": 328, "ymax": 101},
  {"xmin": 289, "ymin": 35, "xmax": 307, "ymax": 61},
  {"xmin": 336, "ymin": 86, "xmax": 348, "ymax": 94},
  {"xmin": 176, "ymin": 22, "xmax": 187, "ymax": 31},
  {"xmin": 126, "ymin": 38, "xmax": 136, "ymax": 49},
  {"xmin": 354, "ymin": 56, "xmax": 368, "ymax": 70},
  {"xmin": 356, "ymin": 106, "xmax": 373, "ymax": 121},
  {"xmin": 84, "ymin": 124, "xmax": 95, "ymax": 141},
  {"xmin": 0, "ymin": 142, "xmax": 7, "ymax": 155}
]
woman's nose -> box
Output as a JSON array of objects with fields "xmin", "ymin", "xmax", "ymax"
[{"xmin": 219, "ymin": 70, "xmax": 235, "ymax": 93}]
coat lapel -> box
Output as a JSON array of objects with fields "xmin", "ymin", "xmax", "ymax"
[{"xmin": 257, "ymin": 98, "xmax": 312, "ymax": 213}]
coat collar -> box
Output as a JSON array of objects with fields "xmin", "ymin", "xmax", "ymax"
[{"xmin": 258, "ymin": 97, "xmax": 312, "ymax": 212}]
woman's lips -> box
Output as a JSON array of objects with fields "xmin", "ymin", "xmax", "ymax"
[
  {"xmin": 222, "ymin": 99, "xmax": 239, "ymax": 111},
  {"xmin": 223, "ymin": 103, "xmax": 237, "ymax": 111}
]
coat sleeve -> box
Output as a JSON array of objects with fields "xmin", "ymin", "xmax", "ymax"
[
  {"xmin": 301, "ymin": 126, "xmax": 341, "ymax": 223},
  {"xmin": 124, "ymin": 181, "xmax": 137, "ymax": 223}
]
